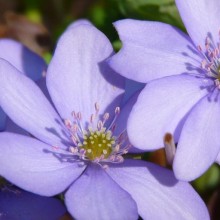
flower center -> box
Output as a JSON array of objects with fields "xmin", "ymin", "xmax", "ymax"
[
  {"xmin": 63, "ymin": 103, "xmax": 130, "ymax": 166},
  {"xmin": 79, "ymin": 129, "xmax": 115, "ymax": 160}
]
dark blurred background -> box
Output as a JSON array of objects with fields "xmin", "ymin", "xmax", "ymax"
[{"xmin": 0, "ymin": 0, "xmax": 184, "ymax": 57}]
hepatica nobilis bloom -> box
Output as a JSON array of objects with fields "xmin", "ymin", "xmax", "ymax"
[
  {"xmin": 109, "ymin": 0, "xmax": 220, "ymax": 181},
  {"xmin": 0, "ymin": 23, "xmax": 209, "ymax": 219},
  {"xmin": 0, "ymin": 38, "xmax": 47, "ymax": 131}
]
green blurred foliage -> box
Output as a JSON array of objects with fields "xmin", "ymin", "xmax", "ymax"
[
  {"xmin": 19, "ymin": 0, "xmax": 185, "ymax": 50},
  {"xmin": 193, "ymin": 164, "xmax": 220, "ymax": 200},
  {"xmin": 115, "ymin": 0, "xmax": 185, "ymax": 31}
]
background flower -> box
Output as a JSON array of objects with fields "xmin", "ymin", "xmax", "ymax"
[
  {"xmin": 0, "ymin": 38, "xmax": 47, "ymax": 131},
  {"xmin": 108, "ymin": 0, "xmax": 220, "ymax": 182},
  {"xmin": 0, "ymin": 184, "xmax": 66, "ymax": 220}
]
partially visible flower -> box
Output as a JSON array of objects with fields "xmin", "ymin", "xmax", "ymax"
[
  {"xmin": 0, "ymin": 184, "xmax": 66, "ymax": 220},
  {"xmin": 0, "ymin": 38, "xmax": 46, "ymax": 81},
  {"xmin": 0, "ymin": 23, "xmax": 209, "ymax": 219},
  {"xmin": 0, "ymin": 38, "xmax": 47, "ymax": 131},
  {"xmin": 108, "ymin": 0, "xmax": 220, "ymax": 181}
]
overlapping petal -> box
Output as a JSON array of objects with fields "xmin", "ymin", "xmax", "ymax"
[
  {"xmin": 108, "ymin": 19, "xmax": 202, "ymax": 82},
  {"xmin": 114, "ymin": 91, "xmax": 143, "ymax": 153},
  {"xmin": 0, "ymin": 38, "xmax": 46, "ymax": 81},
  {"xmin": 215, "ymin": 152, "xmax": 220, "ymax": 164},
  {"xmin": 174, "ymin": 95, "xmax": 220, "ymax": 181},
  {"xmin": 65, "ymin": 164, "xmax": 138, "ymax": 220},
  {"xmin": 5, "ymin": 118, "xmax": 29, "ymax": 136},
  {"xmin": 47, "ymin": 24, "xmax": 125, "ymax": 128},
  {"xmin": 0, "ymin": 39, "xmax": 46, "ymax": 131},
  {"xmin": 107, "ymin": 159, "xmax": 209, "ymax": 220},
  {"xmin": 127, "ymin": 75, "xmax": 208, "ymax": 150},
  {"xmin": 176, "ymin": 0, "xmax": 220, "ymax": 47},
  {"xmin": 0, "ymin": 133, "xmax": 86, "ymax": 196},
  {"xmin": 123, "ymin": 79, "xmax": 145, "ymax": 104},
  {"xmin": 0, "ymin": 186, "xmax": 66, "ymax": 220},
  {"xmin": 36, "ymin": 77, "xmax": 52, "ymax": 103},
  {"xmin": 0, "ymin": 59, "xmax": 69, "ymax": 147},
  {"xmin": 114, "ymin": 91, "xmax": 139, "ymax": 137},
  {"xmin": 0, "ymin": 107, "xmax": 6, "ymax": 131}
]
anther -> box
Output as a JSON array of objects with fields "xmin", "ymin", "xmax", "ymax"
[
  {"xmin": 197, "ymin": 45, "xmax": 202, "ymax": 52},
  {"xmin": 215, "ymin": 79, "xmax": 220, "ymax": 89},
  {"xmin": 97, "ymin": 121, "xmax": 103, "ymax": 130},
  {"xmin": 72, "ymin": 124, "xmax": 78, "ymax": 132},
  {"xmin": 77, "ymin": 112, "xmax": 82, "ymax": 120},
  {"xmin": 52, "ymin": 146, "xmax": 59, "ymax": 150},
  {"xmin": 201, "ymin": 60, "xmax": 207, "ymax": 69},
  {"xmin": 95, "ymin": 102, "xmax": 100, "ymax": 112},
  {"xmin": 114, "ymin": 144, "xmax": 120, "ymax": 152},
  {"xmin": 64, "ymin": 119, "xmax": 72, "ymax": 129},
  {"xmin": 102, "ymin": 164, "xmax": 109, "ymax": 170},
  {"xmin": 103, "ymin": 113, "xmax": 110, "ymax": 121},
  {"xmin": 70, "ymin": 146, "xmax": 78, "ymax": 154},
  {"xmin": 72, "ymin": 111, "xmax": 77, "ymax": 119},
  {"xmin": 115, "ymin": 107, "xmax": 120, "ymax": 114},
  {"xmin": 90, "ymin": 114, "xmax": 95, "ymax": 123}
]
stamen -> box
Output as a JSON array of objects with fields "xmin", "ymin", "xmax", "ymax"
[
  {"xmin": 64, "ymin": 119, "xmax": 72, "ymax": 129},
  {"xmin": 77, "ymin": 112, "xmax": 82, "ymax": 120},
  {"xmin": 215, "ymin": 79, "xmax": 220, "ymax": 89},
  {"xmin": 70, "ymin": 146, "xmax": 78, "ymax": 154},
  {"xmin": 52, "ymin": 146, "xmax": 60, "ymax": 150},
  {"xmin": 62, "ymin": 103, "xmax": 130, "ymax": 165},
  {"xmin": 90, "ymin": 114, "xmax": 95, "ymax": 123},
  {"xmin": 102, "ymin": 164, "xmax": 109, "ymax": 170},
  {"xmin": 72, "ymin": 111, "xmax": 77, "ymax": 119},
  {"xmin": 197, "ymin": 45, "xmax": 202, "ymax": 52},
  {"xmin": 103, "ymin": 113, "xmax": 109, "ymax": 121},
  {"xmin": 197, "ymin": 31, "xmax": 220, "ymax": 91},
  {"xmin": 97, "ymin": 121, "xmax": 103, "ymax": 130},
  {"xmin": 115, "ymin": 107, "xmax": 120, "ymax": 114},
  {"xmin": 95, "ymin": 102, "xmax": 100, "ymax": 113}
]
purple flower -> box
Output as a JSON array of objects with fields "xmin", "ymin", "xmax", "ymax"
[
  {"xmin": 0, "ymin": 23, "xmax": 209, "ymax": 219},
  {"xmin": 0, "ymin": 184, "xmax": 66, "ymax": 220},
  {"xmin": 108, "ymin": 0, "xmax": 220, "ymax": 181},
  {"xmin": 0, "ymin": 38, "xmax": 47, "ymax": 131}
]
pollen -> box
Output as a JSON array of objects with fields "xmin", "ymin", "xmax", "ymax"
[{"xmin": 79, "ymin": 130, "xmax": 114, "ymax": 160}]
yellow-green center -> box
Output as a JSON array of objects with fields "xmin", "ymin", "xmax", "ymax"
[
  {"xmin": 80, "ymin": 130, "xmax": 115, "ymax": 161},
  {"xmin": 217, "ymin": 67, "xmax": 220, "ymax": 77}
]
